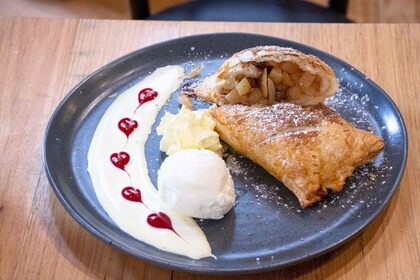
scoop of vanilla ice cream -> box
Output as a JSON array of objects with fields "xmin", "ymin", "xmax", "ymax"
[{"xmin": 158, "ymin": 149, "xmax": 235, "ymax": 220}]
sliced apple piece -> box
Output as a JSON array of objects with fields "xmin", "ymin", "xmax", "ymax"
[
  {"xmin": 279, "ymin": 61, "xmax": 300, "ymax": 73},
  {"xmin": 225, "ymin": 88, "xmax": 240, "ymax": 103},
  {"xmin": 268, "ymin": 67, "xmax": 283, "ymax": 85},
  {"xmin": 287, "ymin": 85, "xmax": 304, "ymax": 100},
  {"xmin": 282, "ymin": 72, "xmax": 294, "ymax": 87},
  {"xmin": 261, "ymin": 68, "xmax": 268, "ymax": 98},
  {"xmin": 290, "ymin": 71, "xmax": 302, "ymax": 84},
  {"xmin": 249, "ymin": 88, "xmax": 262, "ymax": 104},
  {"xmin": 302, "ymin": 79, "xmax": 321, "ymax": 96},
  {"xmin": 267, "ymin": 78, "xmax": 276, "ymax": 104},
  {"xmin": 236, "ymin": 77, "xmax": 252, "ymax": 96}
]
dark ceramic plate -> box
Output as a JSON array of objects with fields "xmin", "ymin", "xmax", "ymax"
[{"xmin": 44, "ymin": 33, "xmax": 407, "ymax": 274}]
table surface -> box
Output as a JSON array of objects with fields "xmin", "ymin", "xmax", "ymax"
[{"xmin": 0, "ymin": 17, "xmax": 419, "ymax": 279}]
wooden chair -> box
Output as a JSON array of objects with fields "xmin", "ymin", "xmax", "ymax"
[{"xmin": 130, "ymin": 0, "xmax": 351, "ymax": 22}]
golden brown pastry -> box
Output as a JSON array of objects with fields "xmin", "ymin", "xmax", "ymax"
[
  {"xmin": 195, "ymin": 46, "xmax": 339, "ymax": 106},
  {"xmin": 209, "ymin": 103, "xmax": 384, "ymax": 208}
]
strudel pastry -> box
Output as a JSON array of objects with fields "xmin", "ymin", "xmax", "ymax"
[
  {"xmin": 209, "ymin": 103, "xmax": 384, "ymax": 208},
  {"xmin": 195, "ymin": 46, "xmax": 339, "ymax": 106}
]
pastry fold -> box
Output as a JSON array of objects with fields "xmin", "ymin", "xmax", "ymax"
[
  {"xmin": 209, "ymin": 103, "xmax": 384, "ymax": 208},
  {"xmin": 195, "ymin": 46, "xmax": 339, "ymax": 106}
]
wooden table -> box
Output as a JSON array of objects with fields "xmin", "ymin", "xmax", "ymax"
[{"xmin": 1, "ymin": 17, "xmax": 419, "ymax": 279}]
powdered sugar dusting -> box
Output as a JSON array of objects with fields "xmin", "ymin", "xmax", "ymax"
[
  {"xmin": 227, "ymin": 154, "xmax": 299, "ymax": 212},
  {"xmin": 325, "ymin": 88, "xmax": 375, "ymax": 131},
  {"xmin": 236, "ymin": 46, "xmax": 301, "ymax": 62},
  {"xmin": 226, "ymin": 151, "xmax": 392, "ymax": 216},
  {"xmin": 223, "ymin": 82, "xmax": 393, "ymax": 213},
  {"xmin": 220, "ymin": 103, "xmax": 340, "ymax": 137}
]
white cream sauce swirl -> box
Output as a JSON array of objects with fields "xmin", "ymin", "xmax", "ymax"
[{"xmin": 87, "ymin": 65, "xmax": 213, "ymax": 259}]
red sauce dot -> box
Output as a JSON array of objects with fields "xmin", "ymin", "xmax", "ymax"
[
  {"xmin": 138, "ymin": 88, "xmax": 158, "ymax": 106},
  {"xmin": 147, "ymin": 212, "xmax": 175, "ymax": 233},
  {"xmin": 110, "ymin": 152, "xmax": 130, "ymax": 171},
  {"xmin": 121, "ymin": 187, "xmax": 142, "ymax": 203},
  {"xmin": 118, "ymin": 118, "xmax": 138, "ymax": 138}
]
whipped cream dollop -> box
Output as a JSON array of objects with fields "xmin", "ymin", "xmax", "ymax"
[
  {"xmin": 157, "ymin": 106, "xmax": 223, "ymax": 156},
  {"xmin": 158, "ymin": 149, "xmax": 235, "ymax": 219}
]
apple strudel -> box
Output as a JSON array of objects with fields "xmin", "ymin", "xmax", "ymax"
[
  {"xmin": 195, "ymin": 46, "xmax": 339, "ymax": 106},
  {"xmin": 209, "ymin": 103, "xmax": 384, "ymax": 207}
]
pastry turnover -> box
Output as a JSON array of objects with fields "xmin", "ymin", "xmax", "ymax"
[
  {"xmin": 195, "ymin": 46, "xmax": 339, "ymax": 106},
  {"xmin": 209, "ymin": 103, "xmax": 384, "ymax": 208}
]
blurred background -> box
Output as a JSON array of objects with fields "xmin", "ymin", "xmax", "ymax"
[{"xmin": 0, "ymin": 0, "xmax": 418, "ymax": 22}]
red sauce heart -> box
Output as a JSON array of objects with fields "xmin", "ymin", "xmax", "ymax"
[
  {"xmin": 138, "ymin": 88, "xmax": 158, "ymax": 106},
  {"xmin": 110, "ymin": 152, "xmax": 130, "ymax": 171},
  {"xmin": 108, "ymin": 86, "xmax": 185, "ymax": 240},
  {"xmin": 147, "ymin": 212, "xmax": 176, "ymax": 234},
  {"xmin": 121, "ymin": 186, "xmax": 142, "ymax": 203},
  {"xmin": 118, "ymin": 118, "xmax": 138, "ymax": 138},
  {"xmin": 134, "ymin": 88, "xmax": 159, "ymax": 114}
]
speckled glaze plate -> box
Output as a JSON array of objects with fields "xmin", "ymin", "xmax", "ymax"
[{"xmin": 44, "ymin": 33, "xmax": 407, "ymax": 274}]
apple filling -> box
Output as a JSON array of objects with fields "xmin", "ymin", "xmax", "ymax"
[{"xmin": 223, "ymin": 61, "xmax": 325, "ymax": 105}]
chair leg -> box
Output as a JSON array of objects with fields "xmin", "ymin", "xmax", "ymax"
[
  {"xmin": 129, "ymin": 0, "xmax": 150, "ymax": 19},
  {"xmin": 329, "ymin": 0, "xmax": 349, "ymax": 14}
]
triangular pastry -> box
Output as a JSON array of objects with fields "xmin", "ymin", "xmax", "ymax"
[
  {"xmin": 209, "ymin": 103, "xmax": 384, "ymax": 208},
  {"xmin": 195, "ymin": 46, "xmax": 339, "ymax": 106}
]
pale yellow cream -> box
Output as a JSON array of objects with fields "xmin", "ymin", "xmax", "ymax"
[{"xmin": 157, "ymin": 107, "xmax": 223, "ymax": 156}]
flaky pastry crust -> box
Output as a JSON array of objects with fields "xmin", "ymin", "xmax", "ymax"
[{"xmin": 209, "ymin": 103, "xmax": 384, "ymax": 208}]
